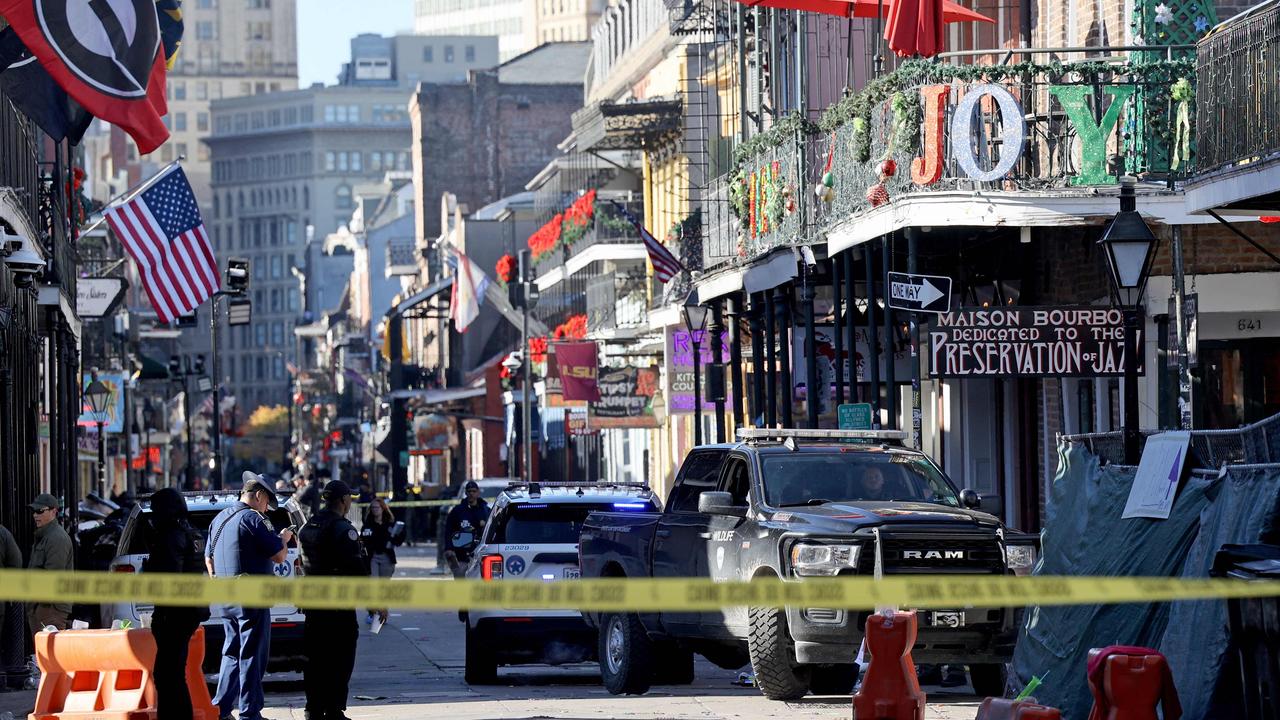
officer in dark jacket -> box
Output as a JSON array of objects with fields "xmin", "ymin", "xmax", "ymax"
[
  {"xmin": 299, "ymin": 480, "xmax": 382, "ymax": 720},
  {"xmin": 443, "ymin": 481, "xmax": 490, "ymax": 577},
  {"xmin": 144, "ymin": 489, "xmax": 210, "ymax": 720}
]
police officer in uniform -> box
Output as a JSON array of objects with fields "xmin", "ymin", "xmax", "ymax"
[{"xmin": 299, "ymin": 480, "xmax": 384, "ymax": 720}]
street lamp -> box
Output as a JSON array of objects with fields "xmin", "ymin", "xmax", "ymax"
[
  {"xmin": 683, "ymin": 290, "xmax": 710, "ymax": 447},
  {"xmin": 85, "ymin": 378, "xmax": 111, "ymax": 496},
  {"xmin": 1098, "ymin": 176, "xmax": 1159, "ymax": 464}
]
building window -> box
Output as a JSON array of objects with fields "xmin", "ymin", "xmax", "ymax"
[
  {"xmin": 256, "ymin": 357, "xmax": 265, "ymax": 380},
  {"xmin": 423, "ymin": 46, "xmax": 433, "ymax": 62},
  {"xmin": 272, "ymin": 323, "xmax": 284, "ymax": 346},
  {"xmin": 324, "ymin": 105, "xmax": 336, "ymax": 123},
  {"xmin": 196, "ymin": 112, "xmax": 209, "ymax": 131},
  {"xmin": 255, "ymin": 325, "xmax": 266, "ymax": 346},
  {"xmin": 197, "ymin": 0, "xmax": 215, "ymax": 7},
  {"xmin": 465, "ymin": 44, "xmax": 475, "ymax": 62},
  {"xmin": 336, "ymin": 185, "xmax": 353, "ymax": 209},
  {"xmin": 324, "ymin": 151, "xmax": 336, "ymax": 171},
  {"xmin": 444, "ymin": 45, "xmax": 454, "ymax": 63},
  {"xmin": 348, "ymin": 105, "xmax": 359, "ymax": 122},
  {"xmin": 284, "ymin": 106, "xmax": 297, "ymax": 125},
  {"xmin": 270, "ymin": 254, "xmax": 282, "ymax": 278},
  {"xmin": 176, "ymin": 142, "xmax": 188, "ymax": 158},
  {"xmin": 270, "ymin": 288, "xmax": 280, "ymax": 311},
  {"xmin": 174, "ymin": 112, "xmax": 187, "ymax": 131},
  {"xmin": 198, "ymin": 144, "xmax": 209, "ymax": 161},
  {"xmin": 288, "ymin": 288, "xmax": 298, "ymax": 311},
  {"xmin": 369, "ymin": 153, "xmax": 382, "ymax": 172},
  {"xmin": 196, "ymin": 21, "xmax": 215, "ymax": 40},
  {"xmin": 300, "ymin": 105, "xmax": 313, "ymax": 123},
  {"xmin": 171, "ymin": 82, "xmax": 186, "ymax": 100},
  {"xmin": 336, "ymin": 152, "xmax": 347, "ymax": 171},
  {"xmin": 350, "ymin": 152, "xmax": 362, "ymax": 172}
]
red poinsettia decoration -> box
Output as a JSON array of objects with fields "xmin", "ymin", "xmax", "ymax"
[
  {"xmin": 559, "ymin": 189, "xmax": 597, "ymax": 247},
  {"xmin": 495, "ymin": 254, "xmax": 515, "ymax": 284},
  {"xmin": 528, "ymin": 213, "xmax": 563, "ymax": 259},
  {"xmin": 529, "ymin": 336, "xmax": 549, "ymax": 365},
  {"xmin": 552, "ymin": 314, "xmax": 588, "ymax": 341}
]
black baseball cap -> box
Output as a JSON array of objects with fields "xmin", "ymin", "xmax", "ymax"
[
  {"xmin": 321, "ymin": 479, "xmax": 354, "ymax": 500},
  {"xmin": 464, "ymin": 480, "xmax": 479, "ymax": 491},
  {"xmin": 241, "ymin": 472, "xmax": 279, "ymax": 511}
]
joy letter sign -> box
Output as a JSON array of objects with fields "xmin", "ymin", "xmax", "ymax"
[{"xmin": 911, "ymin": 83, "xmax": 1137, "ymax": 187}]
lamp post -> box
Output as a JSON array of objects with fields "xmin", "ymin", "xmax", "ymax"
[
  {"xmin": 85, "ymin": 378, "xmax": 111, "ymax": 496},
  {"xmin": 1098, "ymin": 176, "xmax": 1159, "ymax": 465},
  {"xmin": 683, "ymin": 291, "xmax": 710, "ymax": 447}
]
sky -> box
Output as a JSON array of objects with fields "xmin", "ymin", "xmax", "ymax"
[{"xmin": 296, "ymin": 0, "xmax": 415, "ymax": 87}]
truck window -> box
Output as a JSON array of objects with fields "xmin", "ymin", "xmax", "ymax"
[
  {"xmin": 488, "ymin": 504, "xmax": 620, "ymax": 544},
  {"xmin": 760, "ymin": 452, "xmax": 960, "ymax": 507},
  {"xmin": 721, "ymin": 457, "xmax": 751, "ymax": 506},
  {"xmin": 667, "ymin": 450, "xmax": 726, "ymax": 513}
]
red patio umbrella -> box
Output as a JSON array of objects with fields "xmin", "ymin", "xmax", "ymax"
[
  {"xmin": 885, "ymin": 0, "xmax": 944, "ymax": 57},
  {"xmin": 735, "ymin": 0, "xmax": 992, "ymax": 26}
]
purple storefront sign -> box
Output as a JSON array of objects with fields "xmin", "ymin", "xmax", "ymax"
[{"xmin": 665, "ymin": 328, "xmax": 734, "ymax": 414}]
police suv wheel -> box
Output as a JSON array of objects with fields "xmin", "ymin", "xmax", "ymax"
[
  {"xmin": 747, "ymin": 606, "xmax": 811, "ymax": 701},
  {"xmin": 598, "ymin": 612, "xmax": 653, "ymax": 695},
  {"xmin": 464, "ymin": 625, "xmax": 497, "ymax": 685}
]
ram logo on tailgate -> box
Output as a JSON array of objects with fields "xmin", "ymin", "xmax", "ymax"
[{"xmin": 903, "ymin": 550, "xmax": 966, "ymax": 560}]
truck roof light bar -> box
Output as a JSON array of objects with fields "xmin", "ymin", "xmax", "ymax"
[
  {"xmin": 505, "ymin": 481, "xmax": 651, "ymax": 490},
  {"xmin": 735, "ymin": 428, "xmax": 910, "ymax": 442}
]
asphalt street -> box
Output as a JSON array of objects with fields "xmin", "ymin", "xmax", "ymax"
[{"xmin": 0, "ymin": 546, "xmax": 986, "ymax": 720}]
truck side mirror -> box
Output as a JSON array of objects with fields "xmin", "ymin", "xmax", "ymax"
[
  {"xmin": 698, "ymin": 491, "xmax": 747, "ymax": 517},
  {"xmin": 959, "ymin": 489, "xmax": 981, "ymax": 509}
]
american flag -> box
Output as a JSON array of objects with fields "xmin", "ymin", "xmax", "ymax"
[
  {"xmin": 105, "ymin": 166, "xmax": 218, "ymax": 323},
  {"xmin": 610, "ymin": 200, "xmax": 684, "ymax": 283}
]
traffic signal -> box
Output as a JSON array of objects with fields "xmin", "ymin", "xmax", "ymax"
[
  {"xmin": 194, "ymin": 355, "xmax": 206, "ymax": 375},
  {"xmin": 226, "ymin": 258, "xmax": 250, "ymax": 294},
  {"xmin": 167, "ymin": 357, "xmax": 180, "ymax": 378}
]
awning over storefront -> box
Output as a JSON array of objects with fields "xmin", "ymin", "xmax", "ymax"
[
  {"xmin": 572, "ymin": 98, "xmax": 683, "ymax": 151},
  {"xmin": 826, "ymin": 190, "xmax": 1218, "ymax": 255},
  {"xmin": 387, "ymin": 276, "xmax": 454, "ymax": 320}
]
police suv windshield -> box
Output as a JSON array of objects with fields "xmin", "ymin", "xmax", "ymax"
[{"xmin": 761, "ymin": 452, "xmax": 960, "ymax": 508}]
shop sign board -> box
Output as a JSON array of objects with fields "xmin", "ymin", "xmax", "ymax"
[
  {"xmin": 666, "ymin": 328, "xmax": 733, "ymax": 414},
  {"xmin": 928, "ymin": 307, "xmax": 1140, "ymax": 378},
  {"xmin": 411, "ymin": 413, "xmax": 456, "ymax": 454},
  {"xmin": 792, "ymin": 326, "xmax": 913, "ymax": 409},
  {"xmin": 567, "ymin": 408, "xmax": 593, "ymax": 436},
  {"xmin": 591, "ymin": 365, "xmax": 661, "ymax": 428},
  {"xmin": 76, "ymin": 277, "xmax": 126, "ymax": 318},
  {"xmin": 887, "ymin": 272, "xmax": 952, "ymax": 314}
]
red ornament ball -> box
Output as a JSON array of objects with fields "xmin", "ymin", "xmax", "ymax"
[
  {"xmin": 878, "ymin": 159, "xmax": 897, "ymax": 178},
  {"xmin": 866, "ymin": 183, "xmax": 890, "ymax": 207}
]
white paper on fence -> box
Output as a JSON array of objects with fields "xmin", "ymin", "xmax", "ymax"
[{"xmin": 1122, "ymin": 431, "xmax": 1192, "ymax": 520}]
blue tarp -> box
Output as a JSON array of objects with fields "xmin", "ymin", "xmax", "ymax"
[{"xmin": 1009, "ymin": 442, "xmax": 1280, "ymax": 719}]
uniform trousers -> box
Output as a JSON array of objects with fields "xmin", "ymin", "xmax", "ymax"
[{"xmin": 304, "ymin": 609, "xmax": 358, "ymax": 718}]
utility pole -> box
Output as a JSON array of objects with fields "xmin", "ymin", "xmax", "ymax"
[
  {"xmin": 1170, "ymin": 226, "xmax": 1193, "ymax": 430},
  {"xmin": 907, "ymin": 227, "xmax": 922, "ymax": 450},
  {"xmin": 517, "ymin": 249, "xmax": 536, "ymax": 483}
]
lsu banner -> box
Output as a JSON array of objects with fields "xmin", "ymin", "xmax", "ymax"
[{"xmin": 554, "ymin": 341, "xmax": 601, "ymax": 402}]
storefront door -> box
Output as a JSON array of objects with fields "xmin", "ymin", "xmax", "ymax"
[{"xmin": 1196, "ymin": 339, "xmax": 1280, "ymax": 428}]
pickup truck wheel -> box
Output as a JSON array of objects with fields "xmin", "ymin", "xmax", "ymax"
[
  {"xmin": 747, "ymin": 606, "xmax": 811, "ymax": 701},
  {"xmin": 652, "ymin": 644, "xmax": 695, "ymax": 685},
  {"xmin": 808, "ymin": 664, "xmax": 857, "ymax": 696},
  {"xmin": 968, "ymin": 663, "xmax": 1008, "ymax": 698},
  {"xmin": 464, "ymin": 625, "xmax": 497, "ymax": 685},
  {"xmin": 599, "ymin": 612, "xmax": 653, "ymax": 695}
]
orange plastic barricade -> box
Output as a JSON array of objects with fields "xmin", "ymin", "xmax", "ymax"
[
  {"xmin": 186, "ymin": 627, "xmax": 218, "ymax": 720},
  {"xmin": 30, "ymin": 629, "xmax": 157, "ymax": 720},
  {"xmin": 975, "ymin": 698, "xmax": 1062, "ymax": 720},
  {"xmin": 1086, "ymin": 647, "xmax": 1183, "ymax": 720},
  {"xmin": 852, "ymin": 611, "xmax": 927, "ymax": 720}
]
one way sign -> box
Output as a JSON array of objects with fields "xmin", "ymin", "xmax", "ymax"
[{"xmin": 887, "ymin": 272, "xmax": 952, "ymax": 314}]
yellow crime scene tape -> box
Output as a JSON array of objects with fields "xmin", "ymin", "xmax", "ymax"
[
  {"xmin": 357, "ymin": 499, "xmax": 455, "ymax": 508},
  {"xmin": 0, "ymin": 570, "xmax": 1277, "ymax": 613}
]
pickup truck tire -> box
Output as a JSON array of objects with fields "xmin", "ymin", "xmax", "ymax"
[
  {"xmin": 747, "ymin": 606, "xmax": 811, "ymax": 700},
  {"xmin": 599, "ymin": 612, "xmax": 654, "ymax": 695},
  {"xmin": 969, "ymin": 663, "xmax": 1008, "ymax": 698},
  {"xmin": 808, "ymin": 664, "xmax": 857, "ymax": 696},
  {"xmin": 653, "ymin": 644, "xmax": 695, "ymax": 685},
  {"xmin": 464, "ymin": 625, "xmax": 497, "ymax": 685}
]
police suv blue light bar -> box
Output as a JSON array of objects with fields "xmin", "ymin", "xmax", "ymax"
[{"xmin": 613, "ymin": 502, "xmax": 649, "ymax": 510}]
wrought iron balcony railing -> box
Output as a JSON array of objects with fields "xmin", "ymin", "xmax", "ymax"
[
  {"xmin": 585, "ymin": 267, "xmax": 649, "ymax": 334},
  {"xmin": 532, "ymin": 199, "xmax": 645, "ymax": 280},
  {"xmin": 1195, "ymin": 3, "xmax": 1280, "ymax": 175},
  {"xmin": 704, "ymin": 49, "xmax": 1197, "ymax": 269}
]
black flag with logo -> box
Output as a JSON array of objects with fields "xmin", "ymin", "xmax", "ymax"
[{"xmin": 0, "ymin": 28, "xmax": 92, "ymax": 145}]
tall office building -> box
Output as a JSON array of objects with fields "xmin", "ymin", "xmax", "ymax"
[
  {"xmin": 414, "ymin": 0, "xmax": 603, "ymax": 61},
  {"xmin": 205, "ymin": 35, "xmax": 499, "ymax": 417}
]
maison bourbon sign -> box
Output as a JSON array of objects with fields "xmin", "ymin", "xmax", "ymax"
[{"xmin": 928, "ymin": 307, "xmax": 1142, "ymax": 378}]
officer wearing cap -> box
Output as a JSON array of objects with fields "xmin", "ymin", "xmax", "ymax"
[
  {"xmin": 205, "ymin": 473, "xmax": 294, "ymax": 720},
  {"xmin": 299, "ymin": 480, "xmax": 379, "ymax": 720},
  {"xmin": 26, "ymin": 493, "xmax": 73, "ymax": 637}
]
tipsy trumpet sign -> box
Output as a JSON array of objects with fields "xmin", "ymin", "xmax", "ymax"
[{"xmin": 928, "ymin": 307, "xmax": 1142, "ymax": 378}]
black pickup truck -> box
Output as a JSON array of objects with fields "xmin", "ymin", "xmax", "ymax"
[{"xmin": 578, "ymin": 429, "xmax": 1038, "ymax": 700}]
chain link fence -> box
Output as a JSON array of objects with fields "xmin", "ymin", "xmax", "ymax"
[{"xmin": 1063, "ymin": 412, "xmax": 1280, "ymax": 468}]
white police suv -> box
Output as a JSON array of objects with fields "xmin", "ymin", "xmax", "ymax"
[
  {"xmin": 461, "ymin": 481, "xmax": 659, "ymax": 685},
  {"xmin": 104, "ymin": 492, "xmax": 310, "ymax": 673}
]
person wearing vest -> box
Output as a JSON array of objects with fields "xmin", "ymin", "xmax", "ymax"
[
  {"xmin": 300, "ymin": 480, "xmax": 381, "ymax": 720},
  {"xmin": 205, "ymin": 474, "xmax": 293, "ymax": 720},
  {"xmin": 145, "ymin": 489, "xmax": 211, "ymax": 720}
]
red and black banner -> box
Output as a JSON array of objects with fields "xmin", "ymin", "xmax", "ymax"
[{"xmin": 0, "ymin": 0, "xmax": 170, "ymax": 153}]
